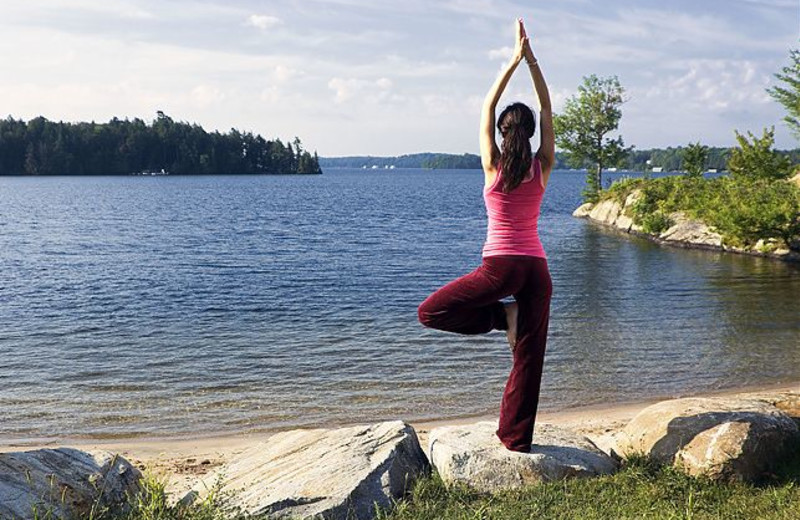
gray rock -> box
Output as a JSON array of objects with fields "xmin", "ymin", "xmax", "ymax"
[
  {"xmin": 588, "ymin": 199, "xmax": 622, "ymax": 225},
  {"xmin": 0, "ymin": 448, "xmax": 141, "ymax": 520},
  {"xmin": 427, "ymin": 421, "xmax": 618, "ymax": 492},
  {"xmin": 659, "ymin": 212, "xmax": 723, "ymax": 246},
  {"xmin": 186, "ymin": 421, "xmax": 429, "ymax": 519},
  {"xmin": 615, "ymin": 213, "xmax": 634, "ymax": 232},
  {"xmin": 624, "ymin": 190, "xmax": 643, "ymax": 209},
  {"xmin": 572, "ymin": 202, "xmax": 594, "ymax": 218},
  {"xmin": 615, "ymin": 398, "xmax": 800, "ymax": 481}
]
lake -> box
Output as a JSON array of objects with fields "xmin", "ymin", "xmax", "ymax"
[{"xmin": 1, "ymin": 169, "xmax": 799, "ymax": 441}]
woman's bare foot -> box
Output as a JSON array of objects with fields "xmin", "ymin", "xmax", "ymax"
[{"xmin": 504, "ymin": 302, "xmax": 518, "ymax": 351}]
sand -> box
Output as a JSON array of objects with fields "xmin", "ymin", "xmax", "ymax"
[{"xmin": 1, "ymin": 382, "xmax": 797, "ymax": 499}]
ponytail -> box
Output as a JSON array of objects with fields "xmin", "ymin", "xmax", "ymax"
[{"xmin": 497, "ymin": 103, "xmax": 536, "ymax": 193}]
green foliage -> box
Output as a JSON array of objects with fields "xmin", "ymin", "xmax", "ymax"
[
  {"xmin": 420, "ymin": 154, "xmax": 482, "ymax": 169},
  {"xmin": 0, "ymin": 114, "xmax": 321, "ymax": 175},
  {"xmin": 639, "ymin": 211, "xmax": 674, "ymax": 235},
  {"xmin": 728, "ymin": 127, "xmax": 793, "ymax": 181},
  {"xmin": 682, "ymin": 142, "xmax": 709, "ymax": 179},
  {"xmin": 768, "ymin": 48, "xmax": 800, "ymax": 140},
  {"xmin": 554, "ymin": 74, "xmax": 629, "ymax": 202},
  {"xmin": 318, "ymin": 153, "xmax": 481, "ymax": 169},
  {"xmin": 94, "ymin": 473, "xmax": 251, "ymax": 520},
  {"xmin": 319, "ymin": 148, "xmax": 800, "ymax": 174},
  {"xmin": 605, "ymin": 174, "xmax": 800, "ymax": 248}
]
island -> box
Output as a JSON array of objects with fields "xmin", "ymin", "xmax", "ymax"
[{"xmin": 0, "ymin": 112, "xmax": 321, "ymax": 175}]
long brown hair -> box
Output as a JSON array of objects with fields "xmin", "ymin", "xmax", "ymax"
[{"xmin": 497, "ymin": 102, "xmax": 536, "ymax": 193}]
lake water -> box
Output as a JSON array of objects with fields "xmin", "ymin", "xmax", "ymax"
[{"xmin": 1, "ymin": 169, "xmax": 799, "ymax": 441}]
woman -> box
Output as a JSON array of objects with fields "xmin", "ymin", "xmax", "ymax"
[{"xmin": 417, "ymin": 18, "xmax": 554, "ymax": 453}]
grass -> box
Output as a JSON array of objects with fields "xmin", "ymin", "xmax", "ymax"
[
  {"xmin": 75, "ymin": 474, "xmax": 252, "ymax": 520},
  {"xmin": 380, "ymin": 450, "xmax": 800, "ymax": 520},
  {"xmin": 53, "ymin": 445, "xmax": 799, "ymax": 520}
]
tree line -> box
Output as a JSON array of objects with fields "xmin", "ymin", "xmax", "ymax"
[
  {"xmin": 320, "ymin": 148, "xmax": 800, "ymax": 172},
  {"xmin": 0, "ymin": 112, "xmax": 322, "ymax": 175},
  {"xmin": 318, "ymin": 153, "xmax": 482, "ymax": 169}
]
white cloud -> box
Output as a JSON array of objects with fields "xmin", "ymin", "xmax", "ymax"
[
  {"xmin": 488, "ymin": 46, "xmax": 513, "ymax": 61},
  {"xmin": 274, "ymin": 65, "xmax": 298, "ymax": 82},
  {"xmin": 644, "ymin": 59, "xmax": 773, "ymax": 110},
  {"xmin": 0, "ymin": 0, "xmax": 797, "ymax": 154},
  {"xmin": 327, "ymin": 77, "xmax": 393, "ymax": 104},
  {"xmin": 190, "ymin": 85, "xmax": 226, "ymax": 108},
  {"xmin": 245, "ymin": 14, "xmax": 283, "ymax": 31}
]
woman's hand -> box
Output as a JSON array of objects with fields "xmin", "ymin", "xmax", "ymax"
[
  {"xmin": 520, "ymin": 21, "xmax": 536, "ymax": 63},
  {"xmin": 512, "ymin": 18, "xmax": 528, "ymax": 64}
]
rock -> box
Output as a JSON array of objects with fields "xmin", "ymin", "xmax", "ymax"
[
  {"xmin": 775, "ymin": 395, "xmax": 800, "ymax": 424},
  {"xmin": 615, "ymin": 398, "xmax": 799, "ymax": 481},
  {"xmin": 572, "ymin": 202, "xmax": 594, "ymax": 218},
  {"xmin": 658, "ymin": 212, "xmax": 723, "ymax": 247},
  {"xmin": 615, "ymin": 190, "xmax": 643, "ymax": 232},
  {"xmin": 588, "ymin": 199, "xmax": 622, "ymax": 225},
  {"xmin": 0, "ymin": 448, "xmax": 142, "ymax": 520},
  {"xmin": 427, "ymin": 421, "xmax": 618, "ymax": 493},
  {"xmin": 624, "ymin": 190, "xmax": 643, "ymax": 209},
  {"xmin": 186, "ymin": 421, "xmax": 429, "ymax": 520},
  {"xmin": 615, "ymin": 213, "xmax": 634, "ymax": 232}
]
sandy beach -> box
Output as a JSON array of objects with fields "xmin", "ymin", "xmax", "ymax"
[{"xmin": 1, "ymin": 382, "xmax": 797, "ymax": 499}]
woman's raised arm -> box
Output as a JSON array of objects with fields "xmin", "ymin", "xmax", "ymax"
[
  {"xmin": 480, "ymin": 19, "xmax": 527, "ymax": 180},
  {"xmin": 521, "ymin": 24, "xmax": 555, "ymax": 186}
]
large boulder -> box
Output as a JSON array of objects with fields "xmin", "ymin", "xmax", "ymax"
[
  {"xmin": 427, "ymin": 421, "xmax": 618, "ymax": 493},
  {"xmin": 659, "ymin": 212, "xmax": 723, "ymax": 247},
  {"xmin": 588, "ymin": 199, "xmax": 622, "ymax": 225},
  {"xmin": 615, "ymin": 398, "xmax": 799, "ymax": 481},
  {"xmin": 0, "ymin": 448, "xmax": 142, "ymax": 520},
  {"xmin": 185, "ymin": 421, "xmax": 429, "ymax": 520},
  {"xmin": 572, "ymin": 202, "xmax": 594, "ymax": 218},
  {"xmin": 618, "ymin": 190, "xmax": 644, "ymax": 232}
]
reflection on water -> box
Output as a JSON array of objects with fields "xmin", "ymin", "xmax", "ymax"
[{"xmin": 0, "ymin": 170, "xmax": 798, "ymax": 441}]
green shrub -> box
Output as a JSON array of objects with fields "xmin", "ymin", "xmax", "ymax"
[
  {"xmin": 639, "ymin": 211, "xmax": 674, "ymax": 234},
  {"xmin": 682, "ymin": 142, "xmax": 709, "ymax": 179},
  {"xmin": 600, "ymin": 173, "xmax": 800, "ymax": 248},
  {"xmin": 728, "ymin": 127, "xmax": 793, "ymax": 181}
]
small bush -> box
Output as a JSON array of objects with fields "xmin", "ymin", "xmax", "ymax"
[
  {"xmin": 640, "ymin": 211, "xmax": 674, "ymax": 234},
  {"xmin": 728, "ymin": 127, "xmax": 793, "ymax": 181}
]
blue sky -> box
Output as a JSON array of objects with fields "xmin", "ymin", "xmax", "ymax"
[{"xmin": 1, "ymin": 0, "xmax": 798, "ymax": 155}]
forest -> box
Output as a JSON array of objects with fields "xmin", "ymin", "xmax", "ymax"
[{"xmin": 0, "ymin": 112, "xmax": 322, "ymax": 175}]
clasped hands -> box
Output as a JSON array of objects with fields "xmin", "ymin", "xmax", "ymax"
[{"xmin": 512, "ymin": 18, "xmax": 537, "ymax": 66}]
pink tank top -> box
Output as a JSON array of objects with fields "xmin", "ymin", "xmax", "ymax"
[{"xmin": 482, "ymin": 158, "xmax": 547, "ymax": 258}]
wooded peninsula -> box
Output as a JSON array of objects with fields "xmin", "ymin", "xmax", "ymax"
[{"xmin": 0, "ymin": 113, "xmax": 322, "ymax": 175}]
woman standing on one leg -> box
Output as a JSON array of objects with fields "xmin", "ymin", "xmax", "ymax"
[{"xmin": 417, "ymin": 18, "xmax": 555, "ymax": 453}]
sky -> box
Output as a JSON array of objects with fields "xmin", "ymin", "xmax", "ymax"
[{"xmin": 1, "ymin": 0, "xmax": 798, "ymax": 156}]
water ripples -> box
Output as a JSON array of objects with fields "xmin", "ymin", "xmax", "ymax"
[{"xmin": 0, "ymin": 170, "xmax": 799, "ymax": 441}]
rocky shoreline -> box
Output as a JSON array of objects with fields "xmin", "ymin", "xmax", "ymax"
[
  {"xmin": 1, "ymin": 387, "xmax": 798, "ymax": 519},
  {"xmin": 573, "ymin": 189, "xmax": 800, "ymax": 262}
]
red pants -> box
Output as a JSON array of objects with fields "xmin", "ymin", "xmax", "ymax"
[{"xmin": 417, "ymin": 255, "xmax": 552, "ymax": 452}]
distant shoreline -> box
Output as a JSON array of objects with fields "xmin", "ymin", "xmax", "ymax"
[{"xmin": 0, "ymin": 171, "xmax": 323, "ymax": 177}]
